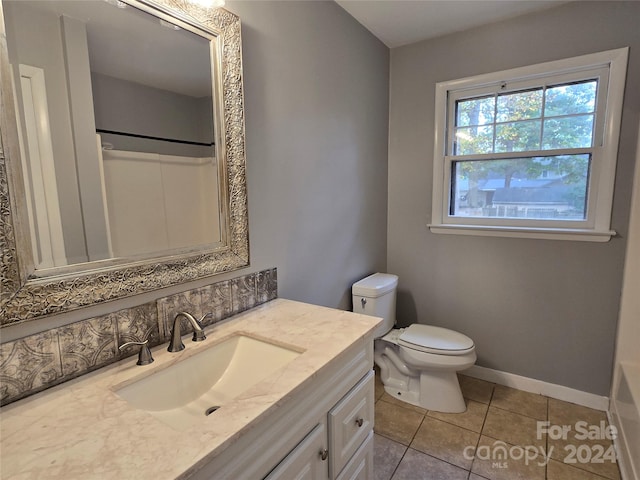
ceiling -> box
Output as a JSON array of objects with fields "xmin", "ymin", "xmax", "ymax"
[{"xmin": 335, "ymin": 0, "xmax": 569, "ymax": 48}]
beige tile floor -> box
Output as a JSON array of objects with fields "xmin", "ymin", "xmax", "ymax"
[{"xmin": 373, "ymin": 372, "xmax": 621, "ymax": 480}]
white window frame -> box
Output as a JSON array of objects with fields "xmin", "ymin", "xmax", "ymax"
[{"xmin": 429, "ymin": 48, "xmax": 629, "ymax": 242}]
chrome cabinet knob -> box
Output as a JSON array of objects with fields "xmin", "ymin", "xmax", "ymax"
[
  {"xmin": 319, "ymin": 449, "xmax": 328, "ymax": 461},
  {"xmin": 355, "ymin": 417, "xmax": 364, "ymax": 427}
]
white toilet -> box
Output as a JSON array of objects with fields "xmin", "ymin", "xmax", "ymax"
[{"xmin": 352, "ymin": 273, "xmax": 476, "ymax": 413}]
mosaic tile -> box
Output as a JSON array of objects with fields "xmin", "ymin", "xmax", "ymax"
[
  {"xmin": 58, "ymin": 316, "xmax": 117, "ymax": 378},
  {"xmin": 0, "ymin": 330, "xmax": 63, "ymax": 405}
]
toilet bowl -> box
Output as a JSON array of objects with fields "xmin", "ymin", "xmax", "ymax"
[{"xmin": 352, "ymin": 273, "xmax": 476, "ymax": 413}]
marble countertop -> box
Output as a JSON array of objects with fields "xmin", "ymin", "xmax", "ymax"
[{"xmin": 0, "ymin": 299, "xmax": 380, "ymax": 479}]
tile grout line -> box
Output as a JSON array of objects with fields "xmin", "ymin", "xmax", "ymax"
[
  {"xmin": 408, "ymin": 412, "xmax": 428, "ymax": 445},
  {"xmin": 470, "ymin": 384, "xmax": 496, "ymax": 478},
  {"xmin": 377, "ymin": 379, "xmax": 621, "ymax": 480},
  {"xmin": 414, "ymin": 396, "xmax": 489, "ymax": 478},
  {"xmin": 387, "ymin": 444, "xmax": 408, "ymax": 480},
  {"xmin": 425, "ymin": 398, "xmax": 491, "ymax": 435},
  {"xmin": 546, "ymin": 397, "xmax": 620, "ymax": 480},
  {"xmin": 380, "ymin": 397, "xmax": 427, "ymax": 480},
  {"xmin": 378, "ymin": 382, "xmax": 494, "ymax": 477},
  {"xmin": 489, "ymin": 402, "xmax": 549, "ymax": 421}
]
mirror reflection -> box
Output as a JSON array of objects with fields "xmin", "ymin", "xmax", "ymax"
[{"xmin": 3, "ymin": 0, "xmax": 222, "ymax": 272}]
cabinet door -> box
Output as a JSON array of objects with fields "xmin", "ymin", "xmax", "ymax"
[
  {"xmin": 264, "ymin": 423, "xmax": 328, "ymax": 480},
  {"xmin": 328, "ymin": 370, "xmax": 374, "ymax": 479},
  {"xmin": 336, "ymin": 431, "xmax": 373, "ymax": 480}
]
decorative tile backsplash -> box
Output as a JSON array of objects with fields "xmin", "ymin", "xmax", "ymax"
[
  {"xmin": 0, "ymin": 268, "xmax": 277, "ymax": 406},
  {"xmin": 0, "ymin": 331, "xmax": 64, "ymax": 402}
]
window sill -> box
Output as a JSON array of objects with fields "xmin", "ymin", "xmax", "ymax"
[{"xmin": 427, "ymin": 224, "xmax": 615, "ymax": 242}]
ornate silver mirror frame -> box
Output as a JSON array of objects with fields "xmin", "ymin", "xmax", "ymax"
[{"xmin": 0, "ymin": 0, "xmax": 248, "ymax": 326}]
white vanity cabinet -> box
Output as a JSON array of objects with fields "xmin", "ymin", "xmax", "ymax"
[
  {"xmin": 0, "ymin": 300, "xmax": 381, "ymax": 480},
  {"xmin": 265, "ymin": 423, "xmax": 328, "ymax": 480},
  {"xmin": 265, "ymin": 370, "xmax": 375, "ymax": 480},
  {"xmin": 193, "ymin": 338, "xmax": 375, "ymax": 480},
  {"xmin": 328, "ymin": 370, "xmax": 374, "ymax": 478},
  {"xmin": 335, "ymin": 431, "xmax": 374, "ymax": 480}
]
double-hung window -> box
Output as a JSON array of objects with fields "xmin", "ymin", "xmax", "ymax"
[{"xmin": 430, "ymin": 48, "xmax": 628, "ymax": 241}]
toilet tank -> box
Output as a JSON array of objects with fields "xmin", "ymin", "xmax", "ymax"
[{"xmin": 352, "ymin": 273, "xmax": 398, "ymax": 338}]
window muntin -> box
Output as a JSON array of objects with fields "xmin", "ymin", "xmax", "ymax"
[
  {"xmin": 452, "ymin": 79, "xmax": 598, "ymax": 157},
  {"xmin": 448, "ymin": 78, "xmax": 599, "ymax": 223},
  {"xmin": 431, "ymin": 48, "xmax": 628, "ymax": 241}
]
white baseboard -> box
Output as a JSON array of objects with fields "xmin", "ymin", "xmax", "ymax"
[{"xmin": 463, "ymin": 365, "xmax": 610, "ymax": 411}]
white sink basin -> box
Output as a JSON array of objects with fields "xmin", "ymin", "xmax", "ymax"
[{"xmin": 115, "ymin": 334, "xmax": 302, "ymax": 430}]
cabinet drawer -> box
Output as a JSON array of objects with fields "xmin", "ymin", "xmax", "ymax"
[
  {"xmin": 328, "ymin": 370, "xmax": 374, "ymax": 478},
  {"xmin": 335, "ymin": 431, "xmax": 373, "ymax": 480},
  {"xmin": 264, "ymin": 422, "xmax": 327, "ymax": 480}
]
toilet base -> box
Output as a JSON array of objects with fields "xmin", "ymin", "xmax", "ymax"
[
  {"xmin": 383, "ymin": 385, "xmax": 420, "ymax": 407},
  {"xmin": 381, "ymin": 371, "xmax": 467, "ymax": 413},
  {"xmin": 419, "ymin": 370, "xmax": 467, "ymax": 413},
  {"xmin": 375, "ymin": 338, "xmax": 472, "ymax": 413}
]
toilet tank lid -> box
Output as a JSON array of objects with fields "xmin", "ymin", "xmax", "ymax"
[{"xmin": 352, "ymin": 273, "xmax": 398, "ymax": 297}]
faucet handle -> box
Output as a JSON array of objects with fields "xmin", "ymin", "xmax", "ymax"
[
  {"xmin": 192, "ymin": 313, "xmax": 213, "ymax": 342},
  {"xmin": 119, "ymin": 340, "xmax": 154, "ymax": 366}
]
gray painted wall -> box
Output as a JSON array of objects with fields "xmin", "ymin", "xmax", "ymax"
[
  {"xmin": 387, "ymin": 1, "xmax": 640, "ymax": 395},
  {"xmin": 3, "ymin": 1, "xmax": 389, "ymax": 339},
  {"xmin": 228, "ymin": 0, "xmax": 389, "ymax": 310}
]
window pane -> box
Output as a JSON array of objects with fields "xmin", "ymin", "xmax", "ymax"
[
  {"xmin": 451, "ymin": 154, "xmax": 590, "ymax": 220},
  {"xmin": 496, "ymin": 89, "xmax": 542, "ymax": 122},
  {"xmin": 545, "ymin": 81, "xmax": 597, "ymax": 117},
  {"xmin": 495, "ymin": 120, "xmax": 541, "ymax": 152},
  {"xmin": 542, "ymin": 115, "xmax": 594, "ymax": 149},
  {"xmin": 454, "ymin": 126, "xmax": 494, "ymax": 155},
  {"xmin": 456, "ymin": 96, "xmax": 495, "ymax": 127}
]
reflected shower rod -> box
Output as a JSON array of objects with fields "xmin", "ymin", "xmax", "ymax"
[{"xmin": 96, "ymin": 128, "xmax": 214, "ymax": 147}]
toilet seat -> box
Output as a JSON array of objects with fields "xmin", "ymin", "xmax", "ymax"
[{"xmin": 397, "ymin": 324, "xmax": 474, "ymax": 356}]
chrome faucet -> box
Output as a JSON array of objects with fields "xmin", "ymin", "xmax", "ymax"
[
  {"xmin": 168, "ymin": 312, "xmax": 212, "ymax": 352},
  {"xmin": 119, "ymin": 340, "xmax": 154, "ymax": 366}
]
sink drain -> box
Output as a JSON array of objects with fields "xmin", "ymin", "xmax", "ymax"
[{"xmin": 205, "ymin": 406, "xmax": 220, "ymax": 416}]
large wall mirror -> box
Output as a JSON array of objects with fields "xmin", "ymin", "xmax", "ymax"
[{"xmin": 0, "ymin": 0, "xmax": 248, "ymax": 325}]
